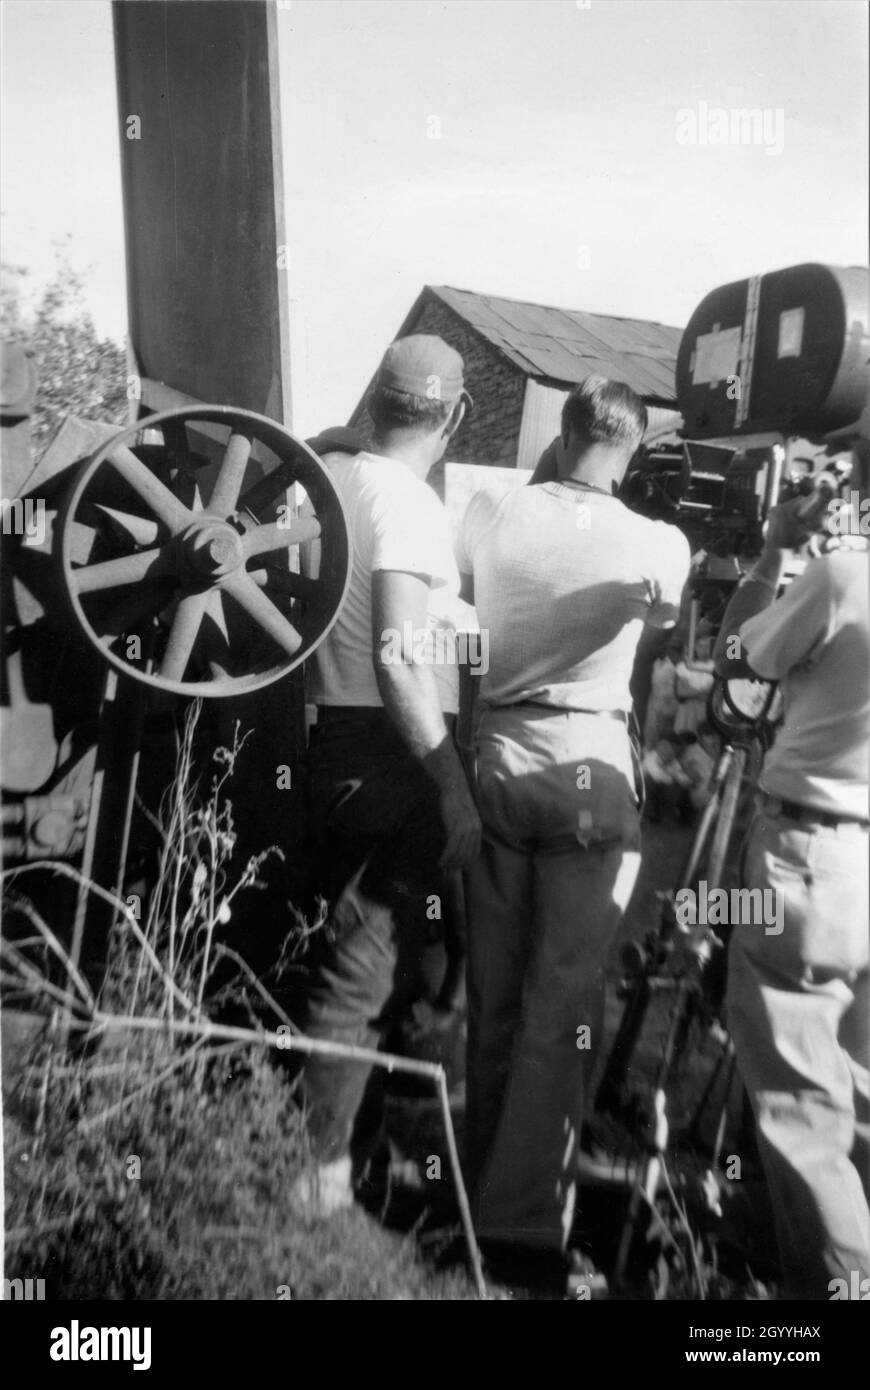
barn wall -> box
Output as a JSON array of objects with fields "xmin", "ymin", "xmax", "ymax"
[{"xmin": 351, "ymin": 295, "xmax": 527, "ymax": 468}]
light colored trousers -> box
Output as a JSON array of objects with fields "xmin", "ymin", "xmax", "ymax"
[
  {"xmin": 727, "ymin": 799, "xmax": 870, "ymax": 1299},
  {"xmin": 465, "ymin": 705, "xmax": 641, "ymax": 1251}
]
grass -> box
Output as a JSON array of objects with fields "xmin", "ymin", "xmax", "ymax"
[
  {"xmin": 3, "ymin": 1025, "xmax": 475, "ymax": 1300},
  {"xmin": 2, "ymin": 702, "xmax": 479, "ymax": 1301}
]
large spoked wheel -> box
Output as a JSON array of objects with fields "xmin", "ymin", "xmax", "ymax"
[{"xmin": 57, "ymin": 405, "xmax": 351, "ymax": 697}]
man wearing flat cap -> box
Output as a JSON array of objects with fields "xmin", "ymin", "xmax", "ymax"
[{"xmin": 293, "ymin": 335, "xmax": 480, "ymax": 1215}]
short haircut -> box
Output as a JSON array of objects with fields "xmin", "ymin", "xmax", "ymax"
[
  {"xmin": 368, "ymin": 384, "xmax": 452, "ymax": 438},
  {"xmin": 561, "ymin": 376, "xmax": 647, "ymax": 449}
]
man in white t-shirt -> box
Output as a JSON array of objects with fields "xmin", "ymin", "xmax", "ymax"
[
  {"xmin": 715, "ymin": 450, "xmax": 870, "ymax": 1300},
  {"xmin": 293, "ymin": 335, "xmax": 481, "ymax": 1216},
  {"xmin": 455, "ymin": 376, "xmax": 690, "ymax": 1279}
]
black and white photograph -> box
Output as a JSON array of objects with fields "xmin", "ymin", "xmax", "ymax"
[{"xmin": 0, "ymin": 0, "xmax": 868, "ymax": 1342}]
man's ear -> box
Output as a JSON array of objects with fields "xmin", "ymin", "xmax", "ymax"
[{"xmin": 444, "ymin": 399, "xmax": 466, "ymax": 438}]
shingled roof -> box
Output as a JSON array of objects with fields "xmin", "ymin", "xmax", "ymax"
[{"xmin": 400, "ymin": 285, "xmax": 682, "ymax": 405}]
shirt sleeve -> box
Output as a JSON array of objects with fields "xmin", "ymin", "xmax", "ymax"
[
  {"xmin": 645, "ymin": 523, "xmax": 691, "ymax": 628},
  {"xmin": 368, "ymin": 477, "xmax": 458, "ymax": 590},
  {"xmin": 738, "ymin": 559, "xmax": 833, "ymax": 680}
]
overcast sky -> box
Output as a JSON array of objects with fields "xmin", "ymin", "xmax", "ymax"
[{"xmin": 1, "ymin": 0, "xmax": 867, "ymax": 436}]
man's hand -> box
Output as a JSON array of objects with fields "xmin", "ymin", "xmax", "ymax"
[
  {"xmin": 762, "ymin": 496, "xmax": 817, "ymax": 554},
  {"xmin": 438, "ymin": 782, "xmax": 482, "ymax": 870},
  {"xmin": 714, "ymin": 497, "xmax": 816, "ymax": 679}
]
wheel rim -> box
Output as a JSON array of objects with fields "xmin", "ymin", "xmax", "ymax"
[{"xmin": 58, "ymin": 405, "xmax": 351, "ymax": 697}]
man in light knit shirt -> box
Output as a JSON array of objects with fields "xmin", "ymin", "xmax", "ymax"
[
  {"xmin": 294, "ymin": 335, "xmax": 481, "ymax": 1216},
  {"xmin": 715, "ymin": 446, "xmax": 870, "ymax": 1300},
  {"xmin": 455, "ymin": 376, "xmax": 690, "ymax": 1279}
]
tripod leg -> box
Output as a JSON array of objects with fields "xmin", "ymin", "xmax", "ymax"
[
  {"xmin": 707, "ymin": 747, "xmax": 747, "ymax": 888},
  {"xmin": 711, "ymin": 1043, "xmax": 737, "ymax": 1170},
  {"xmin": 615, "ymin": 1093, "xmax": 669, "ymax": 1288},
  {"xmin": 614, "ymin": 981, "xmax": 693, "ymax": 1288},
  {"xmin": 597, "ymin": 763, "xmax": 732, "ymax": 1113},
  {"xmin": 686, "ymin": 1031, "xmax": 734, "ymax": 1153},
  {"xmin": 679, "ymin": 747, "xmax": 734, "ymax": 885},
  {"xmin": 595, "ymin": 978, "xmax": 651, "ymax": 1114}
]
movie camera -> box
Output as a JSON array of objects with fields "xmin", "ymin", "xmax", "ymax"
[{"xmin": 621, "ymin": 439, "xmax": 854, "ymax": 560}]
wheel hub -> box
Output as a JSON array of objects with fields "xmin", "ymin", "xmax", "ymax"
[{"xmin": 181, "ymin": 518, "xmax": 245, "ymax": 582}]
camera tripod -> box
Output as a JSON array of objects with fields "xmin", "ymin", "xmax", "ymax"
[{"xmin": 594, "ymin": 679, "xmax": 778, "ymax": 1290}]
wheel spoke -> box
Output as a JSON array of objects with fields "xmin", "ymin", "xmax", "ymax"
[
  {"xmin": 209, "ymin": 433, "xmax": 252, "ymax": 517},
  {"xmin": 236, "ymin": 459, "xmax": 296, "ymax": 520},
  {"xmin": 242, "ymin": 516, "xmax": 321, "ymax": 559},
  {"xmin": 158, "ymin": 590, "xmax": 211, "ymax": 683},
  {"xmin": 93, "ymin": 505, "xmax": 161, "ymax": 547},
  {"xmin": 73, "ymin": 547, "xmax": 168, "ymax": 594},
  {"xmin": 200, "ymin": 592, "xmax": 232, "ymax": 682},
  {"xmin": 106, "ymin": 443, "xmax": 194, "ymax": 535},
  {"xmin": 206, "ymin": 589, "xmax": 230, "ymax": 643},
  {"xmin": 223, "ymin": 572, "xmax": 303, "ymax": 658},
  {"xmin": 249, "ymin": 566, "xmax": 322, "ymax": 601}
]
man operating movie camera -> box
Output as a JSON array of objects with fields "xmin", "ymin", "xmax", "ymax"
[{"xmin": 714, "ymin": 436, "xmax": 870, "ymax": 1300}]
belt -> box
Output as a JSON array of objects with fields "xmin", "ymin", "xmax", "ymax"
[
  {"xmin": 316, "ymin": 705, "xmax": 389, "ymax": 721},
  {"xmin": 315, "ymin": 705, "xmax": 457, "ymax": 729},
  {"xmin": 502, "ymin": 701, "xmax": 629, "ymax": 723},
  {"xmin": 760, "ymin": 791, "xmax": 870, "ymax": 830}
]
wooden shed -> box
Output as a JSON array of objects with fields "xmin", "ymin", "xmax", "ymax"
[{"xmin": 350, "ymin": 284, "xmax": 684, "ymax": 468}]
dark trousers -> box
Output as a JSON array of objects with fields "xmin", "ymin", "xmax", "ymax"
[{"xmin": 298, "ymin": 709, "xmax": 447, "ymax": 1163}]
